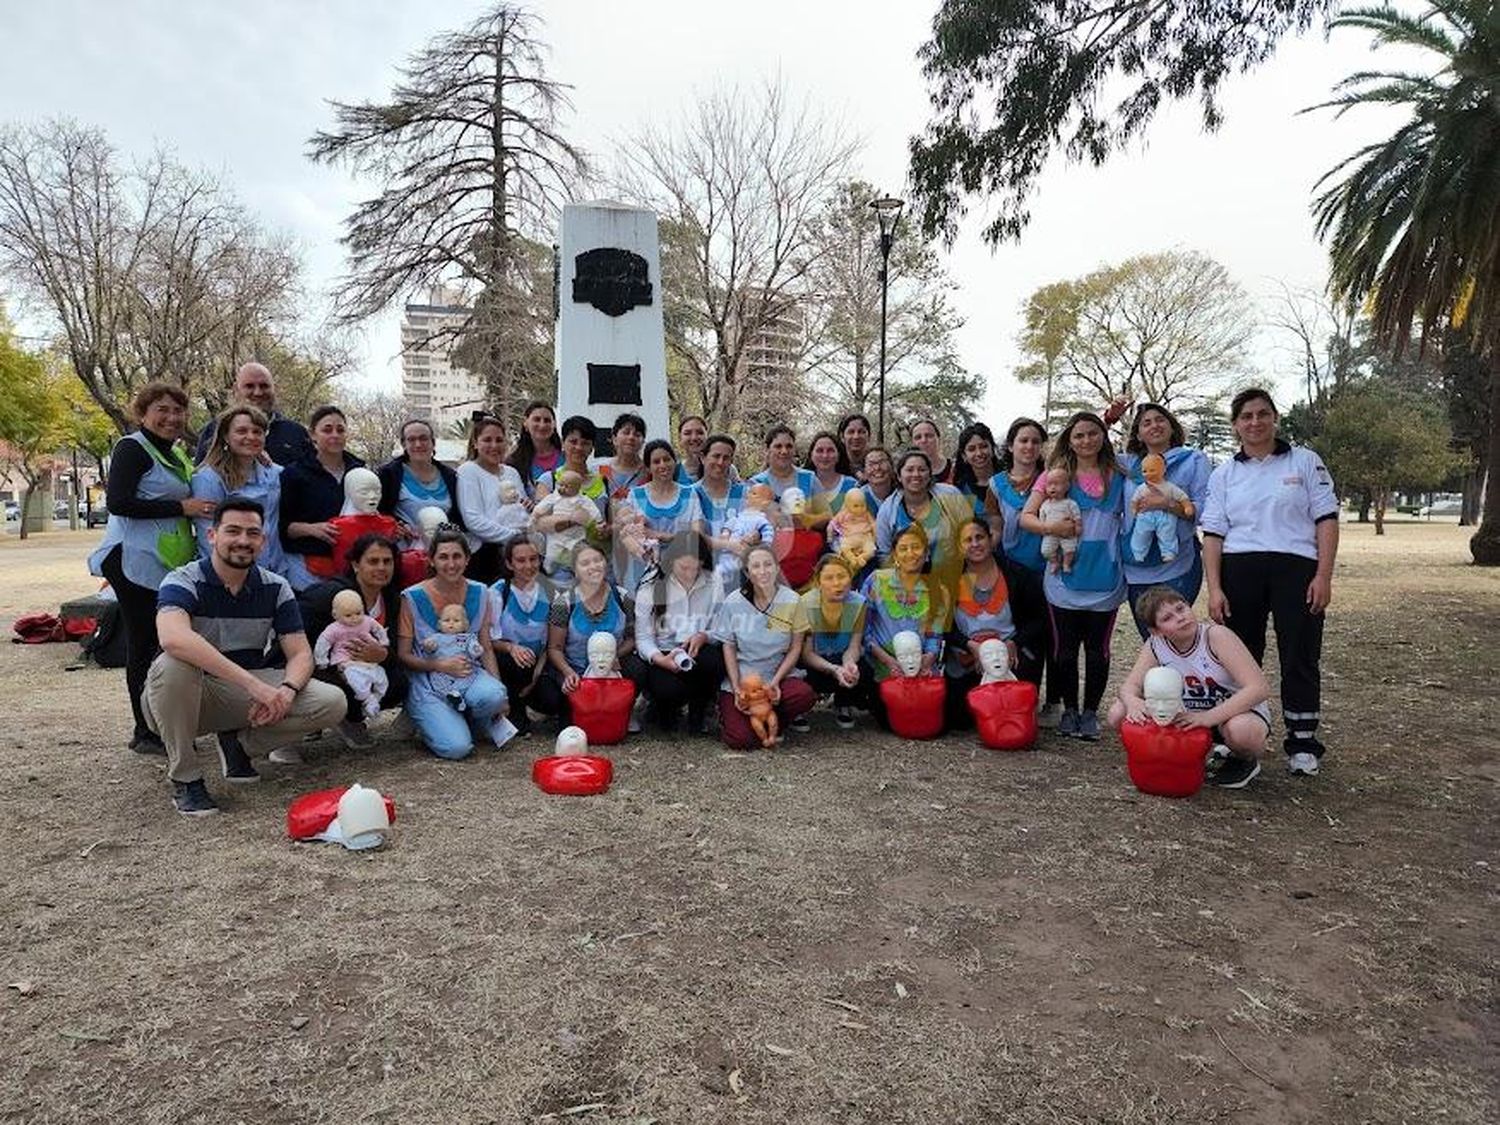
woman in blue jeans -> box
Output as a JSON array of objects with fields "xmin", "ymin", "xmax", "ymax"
[
  {"xmin": 396, "ymin": 528, "xmax": 509, "ymax": 759},
  {"xmin": 1117, "ymin": 403, "xmax": 1212, "ymax": 638}
]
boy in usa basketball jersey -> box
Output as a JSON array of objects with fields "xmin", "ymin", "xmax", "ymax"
[{"xmin": 1107, "ymin": 586, "xmax": 1273, "ymax": 789}]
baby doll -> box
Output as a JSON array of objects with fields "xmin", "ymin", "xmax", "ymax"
[
  {"xmin": 314, "ymin": 589, "xmax": 390, "ymax": 718},
  {"xmin": 612, "ymin": 500, "xmax": 655, "ymax": 565},
  {"xmin": 421, "ymin": 602, "xmax": 484, "ymax": 710},
  {"xmin": 496, "ymin": 479, "xmax": 531, "ymax": 537},
  {"xmin": 716, "ymin": 484, "xmax": 775, "ymax": 584},
  {"xmin": 827, "ymin": 488, "xmax": 876, "ymax": 571},
  {"xmin": 737, "ymin": 672, "xmax": 779, "ymax": 748},
  {"xmin": 1037, "ymin": 467, "xmax": 1082, "ymax": 574},
  {"xmin": 1129, "ymin": 453, "xmax": 1195, "ymax": 564},
  {"xmin": 531, "ymin": 469, "xmax": 596, "ymax": 575}
]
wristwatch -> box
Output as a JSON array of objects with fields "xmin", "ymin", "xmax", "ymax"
[{"xmin": 278, "ymin": 680, "xmax": 301, "ymax": 695}]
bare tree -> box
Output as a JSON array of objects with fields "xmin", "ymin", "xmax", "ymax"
[
  {"xmin": 0, "ymin": 121, "xmax": 301, "ymax": 432},
  {"xmin": 800, "ymin": 180, "xmax": 979, "ymax": 439},
  {"xmin": 338, "ymin": 384, "xmax": 412, "ymax": 464},
  {"xmin": 1266, "ymin": 282, "xmax": 1357, "ymax": 411},
  {"xmin": 1016, "ymin": 250, "xmax": 1254, "ymax": 413},
  {"xmin": 308, "ymin": 3, "xmax": 586, "ymax": 420},
  {"xmin": 614, "ymin": 82, "xmax": 860, "ymax": 438}
]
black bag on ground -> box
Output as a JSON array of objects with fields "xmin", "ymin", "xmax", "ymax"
[{"xmin": 79, "ymin": 599, "xmax": 126, "ymax": 668}]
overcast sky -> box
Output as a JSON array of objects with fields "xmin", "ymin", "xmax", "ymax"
[{"xmin": 1, "ymin": 0, "xmax": 1404, "ymax": 423}]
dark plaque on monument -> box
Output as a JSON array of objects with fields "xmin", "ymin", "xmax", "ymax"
[
  {"xmin": 587, "ymin": 363, "xmax": 643, "ymax": 406},
  {"xmin": 572, "ymin": 248, "xmax": 653, "ymax": 317}
]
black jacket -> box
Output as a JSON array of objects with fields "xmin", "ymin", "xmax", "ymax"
[
  {"xmin": 278, "ymin": 451, "xmax": 367, "ymax": 558},
  {"xmin": 375, "ymin": 456, "xmax": 467, "ymax": 531}
]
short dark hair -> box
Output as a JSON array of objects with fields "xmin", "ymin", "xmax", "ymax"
[
  {"xmin": 1136, "ymin": 585, "xmax": 1190, "ymax": 631},
  {"xmin": 704, "ymin": 433, "xmax": 737, "ymax": 454},
  {"xmin": 344, "ymin": 533, "xmax": 398, "ymax": 580},
  {"xmin": 212, "ymin": 495, "xmax": 265, "ymax": 527},
  {"xmin": 131, "ymin": 381, "xmax": 189, "ymax": 422},
  {"xmin": 504, "ymin": 533, "xmax": 544, "ymax": 567},
  {"xmin": 560, "ymin": 415, "xmax": 597, "ymax": 443},
  {"xmin": 612, "ymin": 412, "xmax": 646, "ymax": 436},
  {"xmin": 641, "ymin": 438, "xmax": 678, "ymax": 468},
  {"xmin": 1231, "ymin": 387, "xmax": 1278, "ymax": 420},
  {"xmin": 399, "ymin": 418, "xmax": 435, "ymax": 444},
  {"xmin": 309, "ymin": 404, "xmax": 346, "ymax": 430},
  {"xmin": 428, "ymin": 527, "xmax": 471, "ymax": 559},
  {"xmin": 763, "ymin": 423, "xmax": 795, "ymax": 448}
]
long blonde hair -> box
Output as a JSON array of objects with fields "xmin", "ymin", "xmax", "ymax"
[{"xmin": 202, "ymin": 405, "xmax": 269, "ymax": 490}]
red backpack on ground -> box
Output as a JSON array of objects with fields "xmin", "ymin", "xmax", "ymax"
[{"xmin": 10, "ymin": 612, "xmax": 91, "ymax": 644}]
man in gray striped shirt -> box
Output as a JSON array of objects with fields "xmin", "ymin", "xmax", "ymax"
[{"xmin": 143, "ymin": 496, "xmax": 345, "ymax": 817}]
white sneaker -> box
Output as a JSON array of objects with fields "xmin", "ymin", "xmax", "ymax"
[
  {"xmin": 268, "ymin": 746, "xmax": 304, "ymax": 765},
  {"xmin": 1287, "ymin": 751, "xmax": 1320, "ymax": 776},
  {"xmin": 1207, "ymin": 742, "xmax": 1231, "ymax": 765},
  {"xmin": 628, "ymin": 700, "xmax": 645, "ymax": 734}
]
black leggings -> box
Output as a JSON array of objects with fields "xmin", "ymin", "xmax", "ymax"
[
  {"xmin": 642, "ymin": 643, "xmax": 725, "ymax": 727},
  {"xmin": 99, "ymin": 546, "xmax": 159, "ymax": 742},
  {"xmin": 1049, "ymin": 605, "xmax": 1119, "ymax": 714},
  {"xmin": 1004, "ymin": 558, "xmax": 1057, "ymax": 705},
  {"xmin": 804, "ymin": 663, "xmax": 868, "ymax": 708}
]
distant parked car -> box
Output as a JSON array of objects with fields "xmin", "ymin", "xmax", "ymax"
[
  {"xmin": 3, "ymin": 501, "xmax": 18, "ymax": 522},
  {"xmin": 86, "ymin": 505, "xmax": 110, "ymax": 528},
  {"xmin": 1420, "ymin": 500, "xmax": 1463, "ymax": 518}
]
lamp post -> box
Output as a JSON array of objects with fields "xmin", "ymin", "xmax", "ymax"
[{"xmin": 869, "ymin": 195, "xmax": 904, "ymax": 445}]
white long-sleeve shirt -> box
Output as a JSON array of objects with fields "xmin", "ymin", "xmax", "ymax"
[
  {"xmin": 456, "ymin": 461, "xmax": 530, "ymax": 549},
  {"xmin": 634, "ymin": 571, "xmax": 724, "ymax": 660}
]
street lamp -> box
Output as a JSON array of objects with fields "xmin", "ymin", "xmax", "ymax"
[{"xmin": 869, "ymin": 194, "xmax": 904, "ymax": 445}]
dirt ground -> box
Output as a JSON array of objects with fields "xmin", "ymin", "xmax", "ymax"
[{"xmin": 0, "ymin": 522, "xmax": 1495, "ymax": 1124}]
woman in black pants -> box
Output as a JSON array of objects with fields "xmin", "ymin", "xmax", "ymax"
[
  {"xmin": 1202, "ymin": 387, "xmax": 1340, "ymax": 776},
  {"xmin": 89, "ymin": 382, "xmax": 216, "ymax": 754},
  {"xmin": 634, "ymin": 535, "xmax": 726, "ymax": 733}
]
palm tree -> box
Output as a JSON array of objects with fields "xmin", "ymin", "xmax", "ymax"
[{"xmin": 1310, "ymin": 1, "xmax": 1500, "ymax": 563}]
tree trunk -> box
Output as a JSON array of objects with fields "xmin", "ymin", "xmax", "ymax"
[
  {"xmin": 1357, "ymin": 492, "xmax": 1372, "ymax": 523},
  {"xmin": 1470, "ymin": 354, "xmax": 1500, "ymax": 564},
  {"xmin": 1374, "ymin": 491, "xmax": 1386, "ymax": 536},
  {"xmin": 1460, "ymin": 467, "xmax": 1480, "ymax": 525}
]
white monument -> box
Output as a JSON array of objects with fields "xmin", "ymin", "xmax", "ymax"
[{"xmin": 555, "ymin": 202, "xmax": 669, "ymax": 453}]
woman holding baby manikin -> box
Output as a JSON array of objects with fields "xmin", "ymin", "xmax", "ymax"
[
  {"xmin": 635, "ymin": 535, "xmax": 725, "ymax": 733},
  {"xmin": 396, "ymin": 528, "xmax": 511, "ymax": 759},
  {"xmin": 1019, "ymin": 411, "xmax": 1126, "ymax": 743},
  {"xmin": 280, "ymin": 406, "xmax": 367, "ymax": 592},
  {"xmin": 456, "ymin": 412, "xmax": 530, "ymax": 585},
  {"xmin": 377, "ymin": 418, "xmax": 466, "ymax": 545}
]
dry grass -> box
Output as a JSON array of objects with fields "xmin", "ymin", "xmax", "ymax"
[{"xmin": 0, "ymin": 522, "xmax": 1495, "ymax": 1123}]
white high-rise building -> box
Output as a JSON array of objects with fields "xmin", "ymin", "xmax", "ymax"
[{"xmin": 401, "ymin": 287, "xmax": 486, "ymax": 434}]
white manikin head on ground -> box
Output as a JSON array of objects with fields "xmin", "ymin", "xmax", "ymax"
[
  {"xmin": 1143, "ymin": 666, "xmax": 1185, "ymax": 725},
  {"xmin": 334, "ymin": 783, "xmax": 390, "ymax": 850},
  {"xmin": 978, "ymin": 638, "xmax": 1015, "ymax": 684},
  {"xmin": 892, "ymin": 630, "xmax": 923, "ymax": 677},
  {"xmin": 585, "ymin": 631, "xmax": 617, "ymax": 678},
  {"xmin": 342, "ymin": 467, "xmax": 382, "ymax": 515},
  {"xmin": 555, "ymin": 725, "xmax": 589, "ymax": 756}
]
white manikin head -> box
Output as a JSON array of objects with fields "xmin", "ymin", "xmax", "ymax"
[
  {"xmin": 978, "ymin": 638, "xmax": 1014, "ymax": 683},
  {"xmin": 555, "ymin": 725, "xmax": 589, "ymax": 756},
  {"xmin": 416, "ymin": 506, "xmax": 446, "ymax": 542},
  {"xmin": 892, "ymin": 630, "xmax": 923, "ymax": 677},
  {"xmin": 1142, "ymin": 666, "xmax": 1185, "ymax": 725},
  {"xmin": 342, "ymin": 467, "xmax": 382, "ymax": 515},
  {"xmin": 780, "ymin": 487, "xmax": 806, "ymax": 519},
  {"xmin": 335, "ymin": 783, "xmax": 390, "ymax": 850},
  {"xmin": 585, "ymin": 631, "xmax": 617, "ymax": 677},
  {"xmin": 499, "ymin": 481, "xmax": 521, "ymax": 505}
]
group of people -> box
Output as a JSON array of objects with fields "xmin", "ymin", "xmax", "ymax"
[{"xmin": 90, "ymin": 361, "xmax": 1339, "ymax": 816}]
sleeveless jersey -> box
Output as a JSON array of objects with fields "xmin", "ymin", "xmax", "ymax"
[{"xmin": 1148, "ymin": 623, "xmax": 1272, "ymax": 726}]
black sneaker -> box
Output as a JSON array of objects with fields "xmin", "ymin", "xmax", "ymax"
[
  {"xmin": 1210, "ymin": 755, "xmax": 1262, "ymax": 790},
  {"xmin": 217, "ymin": 732, "xmax": 259, "ymax": 783},
  {"xmin": 129, "ymin": 732, "xmax": 166, "ymax": 757},
  {"xmin": 789, "ymin": 714, "xmax": 812, "ymax": 734},
  {"xmin": 171, "ymin": 779, "xmax": 221, "ymax": 817}
]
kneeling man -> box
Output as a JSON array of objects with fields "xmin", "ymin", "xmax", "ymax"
[{"xmin": 145, "ymin": 496, "xmax": 346, "ymax": 816}]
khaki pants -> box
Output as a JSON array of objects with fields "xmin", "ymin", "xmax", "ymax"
[{"xmin": 143, "ymin": 653, "xmax": 347, "ymax": 783}]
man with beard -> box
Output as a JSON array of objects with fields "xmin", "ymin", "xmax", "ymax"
[{"xmin": 143, "ymin": 496, "xmax": 345, "ymax": 816}]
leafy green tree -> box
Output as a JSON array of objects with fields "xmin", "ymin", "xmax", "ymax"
[
  {"xmin": 1309, "ymin": 1, "xmax": 1500, "ymax": 562},
  {"xmin": 908, "ymin": 1, "xmax": 1333, "ymax": 245},
  {"xmin": 1015, "ymin": 251, "xmax": 1252, "ymax": 416},
  {"xmin": 0, "ymin": 312, "xmax": 108, "ymax": 538},
  {"xmin": 1312, "ymin": 384, "xmax": 1466, "ymax": 534},
  {"xmin": 801, "ymin": 181, "xmax": 979, "ymax": 441},
  {"xmin": 309, "ymin": 4, "xmax": 586, "ymax": 421}
]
